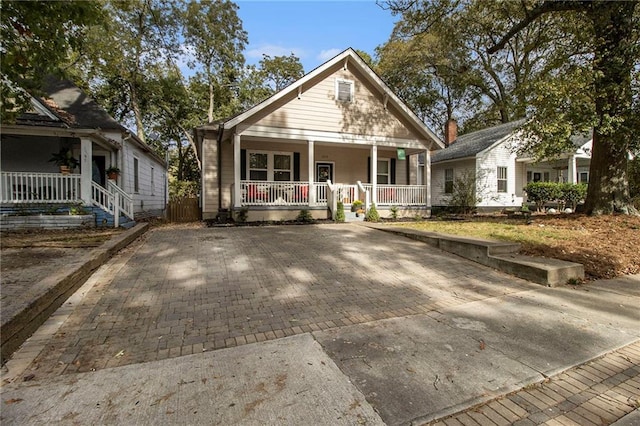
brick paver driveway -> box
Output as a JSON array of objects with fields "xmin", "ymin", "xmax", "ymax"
[{"xmin": 24, "ymin": 223, "xmax": 538, "ymax": 378}]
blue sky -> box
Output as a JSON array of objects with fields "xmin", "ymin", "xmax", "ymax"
[{"xmin": 235, "ymin": 1, "xmax": 398, "ymax": 72}]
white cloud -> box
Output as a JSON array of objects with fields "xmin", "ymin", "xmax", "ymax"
[
  {"xmin": 317, "ymin": 48, "xmax": 342, "ymax": 63},
  {"xmin": 245, "ymin": 43, "xmax": 306, "ymax": 60}
]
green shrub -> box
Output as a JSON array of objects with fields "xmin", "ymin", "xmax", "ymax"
[
  {"xmin": 560, "ymin": 183, "xmax": 587, "ymax": 211},
  {"xmin": 365, "ymin": 203, "xmax": 380, "ymax": 222},
  {"xmin": 390, "ymin": 205, "xmax": 398, "ymax": 220},
  {"xmin": 335, "ymin": 201, "xmax": 345, "ymax": 222},
  {"xmin": 296, "ymin": 209, "xmax": 314, "ymax": 223},
  {"xmin": 524, "ymin": 182, "xmax": 563, "ymax": 212},
  {"xmin": 352, "ymin": 199, "xmax": 363, "ymax": 209}
]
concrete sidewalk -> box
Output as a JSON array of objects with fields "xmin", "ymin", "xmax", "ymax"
[{"xmin": 1, "ymin": 225, "xmax": 638, "ymax": 424}]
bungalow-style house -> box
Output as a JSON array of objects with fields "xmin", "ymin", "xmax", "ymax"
[
  {"xmin": 0, "ymin": 76, "xmax": 167, "ymax": 227},
  {"xmin": 195, "ymin": 48, "xmax": 444, "ymax": 222},
  {"xmin": 431, "ymin": 119, "xmax": 592, "ymax": 210}
]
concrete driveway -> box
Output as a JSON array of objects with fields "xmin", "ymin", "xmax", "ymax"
[{"xmin": 2, "ymin": 223, "xmax": 639, "ymax": 425}]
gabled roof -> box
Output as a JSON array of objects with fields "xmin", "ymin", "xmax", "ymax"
[
  {"xmin": 12, "ymin": 76, "xmax": 166, "ymax": 165},
  {"xmin": 202, "ymin": 48, "xmax": 444, "ymax": 150},
  {"xmin": 431, "ymin": 119, "xmax": 526, "ymax": 163},
  {"xmin": 26, "ymin": 76, "xmax": 124, "ymax": 130}
]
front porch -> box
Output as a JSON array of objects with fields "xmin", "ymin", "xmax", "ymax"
[
  {"xmin": 0, "ymin": 171, "xmax": 134, "ymax": 228},
  {"xmin": 234, "ymin": 179, "xmax": 429, "ymax": 222}
]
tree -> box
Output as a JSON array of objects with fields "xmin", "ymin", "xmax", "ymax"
[
  {"xmin": 182, "ymin": 0, "xmax": 247, "ymax": 123},
  {"xmin": 258, "ymin": 54, "xmax": 305, "ymax": 93},
  {"xmin": 76, "ymin": 0, "xmax": 181, "ymax": 143},
  {"xmin": 488, "ymin": 1, "xmax": 640, "ymax": 215},
  {"xmin": 378, "ymin": 0, "xmax": 560, "ymax": 132},
  {"xmin": 1, "ymin": 0, "xmax": 100, "ymax": 121}
]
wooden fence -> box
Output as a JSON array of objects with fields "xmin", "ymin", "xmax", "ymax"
[{"xmin": 166, "ymin": 197, "xmax": 201, "ymax": 222}]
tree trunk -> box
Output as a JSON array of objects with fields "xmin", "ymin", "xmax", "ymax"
[
  {"xmin": 129, "ymin": 81, "xmax": 147, "ymax": 143},
  {"xmin": 584, "ymin": 1, "xmax": 637, "ymax": 215},
  {"xmin": 208, "ymin": 80, "xmax": 214, "ymax": 123}
]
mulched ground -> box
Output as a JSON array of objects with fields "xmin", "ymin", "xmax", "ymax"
[{"xmin": 517, "ymin": 214, "xmax": 640, "ymax": 280}]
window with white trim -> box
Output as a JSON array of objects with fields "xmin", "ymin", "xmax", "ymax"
[
  {"xmin": 579, "ymin": 171, "xmax": 589, "ymax": 183},
  {"xmin": 133, "ymin": 157, "xmax": 139, "ymax": 193},
  {"xmin": 377, "ymin": 159, "xmax": 390, "ymax": 184},
  {"xmin": 444, "ymin": 168, "xmax": 454, "ymax": 194},
  {"xmin": 497, "ymin": 166, "xmax": 508, "ymax": 193},
  {"xmin": 335, "ymin": 79, "xmax": 354, "ymax": 102},
  {"xmin": 151, "ymin": 166, "xmax": 155, "ymax": 195},
  {"xmin": 248, "ymin": 151, "xmax": 293, "ymax": 181},
  {"xmin": 417, "ymin": 153, "xmax": 425, "ymax": 184}
]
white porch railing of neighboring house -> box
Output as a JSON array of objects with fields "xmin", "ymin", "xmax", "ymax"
[
  {"xmin": 0, "ymin": 172, "xmax": 81, "ymax": 203},
  {"xmin": 107, "ymin": 180, "xmax": 134, "ymax": 220},
  {"xmin": 0, "ymin": 172, "xmax": 134, "ymax": 228},
  {"xmin": 91, "ymin": 181, "xmax": 134, "ymax": 227},
  {"xmin": 363, "ymin": 184, "xmax": 427, "ymax": 206}
]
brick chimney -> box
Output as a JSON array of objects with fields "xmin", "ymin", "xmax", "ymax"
[{"xmin": 444, "ymin": 119, "xmax": 458, "ymax": 146}]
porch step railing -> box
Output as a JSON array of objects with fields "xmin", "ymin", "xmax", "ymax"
[
  {"xmin": 91, "ymin": 181, "xmax": 134, "ymax": 227},
  {"xmin": 0, "ymin": 172, "xmax": 81, "ymax": 203},
  {"xmin": 107, "ymin": 180, "xmax": 134, "ymax": 219},
  {"xmin": 363, "ymin": 184, "xmax": 426, "ymax": 206}
]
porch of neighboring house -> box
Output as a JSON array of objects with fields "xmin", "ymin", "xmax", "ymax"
[
  {"xmin": 223, "ymin": 136, "xmax": 432, "ymax": 221},
  {"xmin": 0, "ymin": 133, "xmax": 134, "ymax": 228}
]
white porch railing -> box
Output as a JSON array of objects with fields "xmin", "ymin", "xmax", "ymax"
[
  {"xmin": 241, "ymin": 180, "xmax": 312, "ymax": 206},
  {"xmin": 363, "ymin": 184, "xmax": 427, "ymax": 206},
  {"xmin": 0, "ymin": 172, "xmax": 81, "ymax": 203},
  {"xmin": 108, "ymin": 180, "xmax": 134, "ymax": 219},
  {"xmin": 235, "ymin": 180, "xmax": 426, "ymax": 209},
  {"xmin": 92, "ymin": 181, "xmax": 114, "ymax": 216}
]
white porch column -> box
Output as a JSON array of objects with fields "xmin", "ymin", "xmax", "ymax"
[
  {"xmin": 80, "ymin": 138, "xmax": 92, "ymax": 205},
  {"xmin": 424, "ymin": 149, "xmax": 431, "ymax": 208},
  {"xmin": 233, "ymin": 133, "xmax": 241, "ymax": 208},
  {"xmin": 567, "ymin": 154, "xmax": 577, "ymax": 184},
  {"xmin": 308, "ymin": 140, "xmax": 315, "ymax": 205},
  {"xmin": 371, "ymin": 145, "xmax": 377, "ymax": 205}
]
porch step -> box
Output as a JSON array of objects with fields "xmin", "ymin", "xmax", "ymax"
[
  {"xmin": 91, "ymin": 206, "xmax": 135, "ymax": 228},
  {"xmin": 344, "ymin": 211, "xmax": 364, "ymax": 222}
]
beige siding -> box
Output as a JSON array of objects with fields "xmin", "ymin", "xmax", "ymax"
[
  {"xmin": 202, "ymin": 133, "xmax": 219, "ymax": 217},
  {"xmin": 251, "ymin": 66, "xmax": 416, "ymax": 140}
]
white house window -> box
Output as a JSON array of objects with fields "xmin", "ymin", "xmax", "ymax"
[
  {"xmin": 151, "ymin": 166, "xmax": 155, "ymax": 195},
  {"xmin": 497, "ymin": 166, "xmax": 508, "ymax": 193},
  {"xmin": 248, "ymin": 151, "xmax": 293, "ymax": 181},
  {"xmin": 249, "ymin": 152, "xmax": 268, "ymax": 180},
  {"xmin": 417, "ymin": 153, "xmax": 425, "ymax": 184},
  {"xmin": 133, "ymin": 157, "xmax": 139, "ymax": 193},
  {"xmin": 336, "ymin": 79, "xmax": 354, "ymax": 102},
  {"xmin": 273, "ymin": 154, "xmax": 291, "ymax": 181},
  {"xmin": 444, "ymin": 168, "xmax": 454, "ymax": 194},
  {"xmin": 377, "ymin": 159, "xmax": 390, "ymax": 184},
  {"xmin": 580, "ymin": 171, "xmax": 589, "ymax": 183}
]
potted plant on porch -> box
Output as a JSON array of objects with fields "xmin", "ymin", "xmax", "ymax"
[
  {"xmin": 49, "ymin": 148, "xmax": 79, "ymax": 174},
  {"xmin": 106, "ymin": 166, "xmax": 120, "ymax": 180}
]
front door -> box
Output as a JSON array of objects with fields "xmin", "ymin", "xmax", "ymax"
[
  {"xmin": 316, "ymin": 162, "xmax": 333, "ymax": 183},
  {"xmin": 316, "ymin": 162, "xmax": 333, "ymax": 203}
]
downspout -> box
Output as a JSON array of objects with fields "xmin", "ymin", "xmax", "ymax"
[{"xmin": 217, "ymin": 123, "xmax": 224, "ymax": 211}]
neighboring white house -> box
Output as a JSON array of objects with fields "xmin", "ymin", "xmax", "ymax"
[
  {"xmin": 195, "ymin": 48, "xmax": 444, "ymax": 222},
  {"xmin": 431, "ymin": 119, "xmax": 592, "ymax": 210},
  {"xmin": 0, "ymin": 76, "xmax": 168, "ymax": 226}
]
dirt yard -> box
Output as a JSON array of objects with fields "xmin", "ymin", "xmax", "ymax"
[
  {"xmin": 397, "ymin": 214, "xmax": 640, "ymax": 280},
  {"xmin": 1, "ymin": 215, "xmax": 638, "ymax": 286}
]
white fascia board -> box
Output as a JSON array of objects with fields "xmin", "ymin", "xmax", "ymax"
[
  {"xmin": 239, "ymin": 125, "xmax": 429, "ymax": 149},
  {"xmin": 2, "ymin": 125, "xmax": 121, "ymax": 149},
  {"xmin": 30, "ymin": 97, "xmax": 60, "ymax": 120}
]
